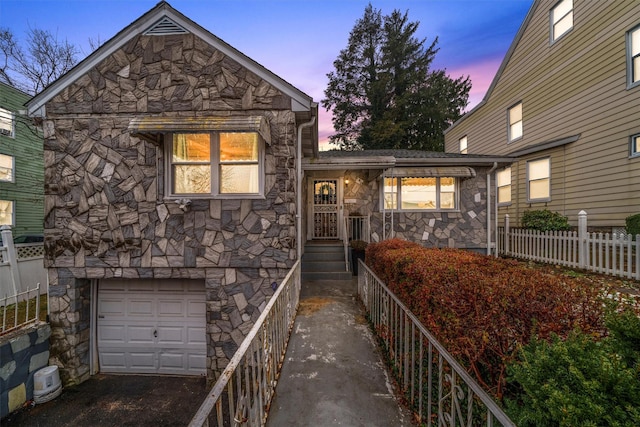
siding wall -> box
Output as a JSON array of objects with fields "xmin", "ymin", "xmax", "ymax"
[
  {"xmin": 0, "ymin": 84, "xmax": 44, "ymax": 236},
  {"xmin": 445, "ymin": 0, "xmax": 640, "ymax": 228}
]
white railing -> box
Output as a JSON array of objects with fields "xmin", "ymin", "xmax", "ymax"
[
  {"xmin": 345, "ymin": 215, "xmax": 370, "ymax": 242},
  {"xmin": 1, "ymin": 283, "xmax": 42, "ymax": 336},
  {"xmin": 189, "ymin": 261, "xmax": 301, "ymax": 427},
  {"xmin": 500, "ymin": 211, "xmax": 640, "ymax": 280},
  {"xmin": 357, "ymin": 261, "xmax": 515, "ymax": 426},
  {"xmin": 0, "ymin": 227, "xmax": 47, "ymax": 300}
]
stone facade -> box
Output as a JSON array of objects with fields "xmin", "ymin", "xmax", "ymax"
[
  {"xmin": 342, "ymin": 168, "xmax": 489, "ymax": 251},
  {"xmin": 42, "ymin": 33, "xmax": 299, "ymax": 384}
]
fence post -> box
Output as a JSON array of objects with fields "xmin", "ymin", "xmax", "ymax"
[
  {"xmin": 504, "ymin": 214, "xmax": 510, "ymax": 256},
  {"xmin": 578, "ymin": 210, "xmax": 587, "ymax": 269},
  {"xmin": 1, "ymin": 226, "xmax": 21, "ymax": 298}
]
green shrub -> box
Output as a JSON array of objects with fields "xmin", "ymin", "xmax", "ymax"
[
  {"xmin": 625, "ymin": 213, "xmax": 640, "ymax": 238},
  {"xmin": 521, "ymin": 209, "xmax": 571, "ymax": 231},
  {"xmin": 505, "ymin": 324, "xmax": 640, "ymax": 426}
]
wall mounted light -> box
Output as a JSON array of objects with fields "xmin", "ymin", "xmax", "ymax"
[{"xmin": 345, "ymin": 178, "xmax": 350, "ymax": 187}]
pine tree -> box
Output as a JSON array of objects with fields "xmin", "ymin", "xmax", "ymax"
[{"xmin": 323, "ymin": 4, "xmax": 471, "ymax": 151}]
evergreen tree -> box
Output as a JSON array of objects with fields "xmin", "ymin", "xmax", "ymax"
[{"xmin": 323, "ymin": 4, "xmax": 471, "ymax": 151}]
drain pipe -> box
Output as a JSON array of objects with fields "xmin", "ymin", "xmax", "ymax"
[
  {"xmin": 487, "ymin": 162, "xmax": 498, "ymax": 256},
  {"xmin": 296, "ymin": 115, "xmax": 316, "ymax": 260}
]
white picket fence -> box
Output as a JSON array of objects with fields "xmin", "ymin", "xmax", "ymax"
[
  {"xmin": 0, "ymin": 226, "xmax": 47, "ymax": 306},
  {"xmin": 498, "ymin": 211, "xmax": 640, "ymax": 281}
]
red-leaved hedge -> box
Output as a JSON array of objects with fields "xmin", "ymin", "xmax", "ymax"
[{"xmin": 366, "ymin": 239, "xmax": 606, "ymax": 398}]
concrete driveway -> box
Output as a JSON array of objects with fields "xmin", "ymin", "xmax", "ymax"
[{"xmin": 3, "ymin": 374, "xmax": 208, "ymax": 426}]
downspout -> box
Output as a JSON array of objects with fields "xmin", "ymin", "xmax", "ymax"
[
  {"xmin": 296, "ymin": 116, "xmax": 316, "ymax": 260},
  {"xmin": 487, "ymin": 162, "xmax": 498, "ymax": 256}
]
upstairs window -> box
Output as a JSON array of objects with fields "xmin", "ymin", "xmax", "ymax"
[
  {"xmin": 497, "ymin": 167, "xmax": 512, "ymax": 205},
  {"xmin": 628, "ymin": 25, "xmax": 640, "ymax": 88},
  {"xmin": 527, "ymin": 158, "xmax": 551, "ymax": 202},
  {"xmin": 459, "ymin": 136, "xmax": 468, "ymax": 154},
  {"xmin": 0, "ymin": 200, "xmax": 13, "ymax": 226},
  {"xmin": 631, "ymin": 134, "xmax": 640, "ymax": 158},
  {"xmin": 168, "ymin": 131, "xmax": 262, "ymax": 197},
  {"xmin": 508, "ymin": 102, "xmax": 523, "ymax": 142},
  {"xmin": 0, "ymin": 107, "xmax": 14, "ymax": 138},
  {"xmin": 383, "ymin": 176, "xmax": 457, "ymax": 211},
  {"xmin": 0, "ymin": 154, "xmax": 14, "ymax": 182},
  {"xmin": 550, "ymin": 0, "xmax": 573, "ymax": 43}
]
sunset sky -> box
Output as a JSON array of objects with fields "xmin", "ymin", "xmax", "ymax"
[{"xmin": 0, "ymin": 0, "xmax": 533, "ymax": 148}]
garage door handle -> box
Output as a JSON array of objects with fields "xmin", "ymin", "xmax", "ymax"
[{"xmin": 153, "ymin": 330, "xmax": 158, "ymax": 338}]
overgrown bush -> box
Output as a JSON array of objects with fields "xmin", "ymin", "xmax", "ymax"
[
  {"xmin": 521, "ymin": 209, "xmax": 571, "ymax": 231},
  {"xmin": 626, "ymin": 213, "xmax": 640, "ymax": 238},
  {"xmin": 366, "ymin": 239, "xmax": 606, "ymax": 398},
  {"xmin": 504, "ymin": 308, "xmax": 640, "ymax": 426}
]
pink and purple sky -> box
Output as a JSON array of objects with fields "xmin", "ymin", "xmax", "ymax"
[{"xmin": 0, "ymin": 0, "xmax": 533, "ymax": 149}]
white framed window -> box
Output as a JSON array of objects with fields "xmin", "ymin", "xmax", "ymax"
[
  {"xmin": 497, "ymin": 167, "xmax": 512, "ymax": 205},
  {"xmin": 0, "ymin": 107, "xmax": 15, "ymax": 138},
  {"xmin": 508, "ymin": 102, "xmax": 523, "ymax": 142},
  {"xmin": 628, "ymin": 25, "xmax": 640, "ymax": 88},
  {"xmin": 383, "ymin": 176, "xmax": 457, "ymax": 211},
  {"xmin": 550, "ymin": 0, "xmax": 573, "ymax": 43},
  {"xmin": 167, "ymin": 131, "xmax": 263, "ymax": 197},
  {"xmin": 459, "ymin": 136, "xmax": 468, "ymax": 154},
  {"xmin": 631, "ymin": 134, "xmax": 640, "ymax": 158},
  {"xmin": 0, "ymin": 200, "xmax": 13, "ymax": 226},
  {"xmin": 0, "ymin": 154, "xmax": 14, "ymax": 182},
  {"xmin": 527, "ymin": 158, "xmax": 550, "ymax": 202}
]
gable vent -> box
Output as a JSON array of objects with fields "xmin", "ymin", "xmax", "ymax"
[{"xmin": 143, "ymin": 17, "xmax": 189, "ymax": 36}]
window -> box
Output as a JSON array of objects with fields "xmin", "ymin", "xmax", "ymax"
[
  {"xmin": 628, "ymin": 25, "xmax": 640, "ymax": 88},
  {"xmin": 0, "ymin": 107, "xmax": 14, "ymax": 138},
  {"xmin": 497, "ymin": 167, "xmax": 511, "ymax": 205},
  {"xmin": 459, "ymin": 136, "xmax": 468, "ymax": 154},
  {"xmin": 0, "ymin": 154, "xmax": 14, "ymax": 182},
  {"xmin": 631, "ymin": 134, "xmax": 640, "ymax": 157},
  {"xmin": 383, "ymin": 176, "xmax": 457, "ymax": 211},
  {"xmin": 168, "ymin": 131, "xmax": 262, "ymax": 197},
  {"xmin": 550, "ymin": 0, "xmax": 573, "ymax": 42},
  {"xmin": 527, "ymin": 158, "xmax": 550, "ymax": 202},
  {"xmin": 0, "ymin": 200, "xmax": 13, "ymax": 226},
  {"xmin": 508, "ymin": 103, "xmax": 523, "ymax": 142}
]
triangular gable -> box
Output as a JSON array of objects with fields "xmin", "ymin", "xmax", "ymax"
[{"xmin": 26, "ymin": 1, "xmax": 314, "ymax": 117}]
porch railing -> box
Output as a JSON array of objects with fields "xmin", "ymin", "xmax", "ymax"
[
  {"xmin": 1, "ymin": 283, "xmax": 42, "ymax": 336},
  {"xmin": 189, "ymin": 261, "xmax": 301, "ymax": 427},
  {"xmin": 345, "ymin": 215, "xmax": 370, "ymax": 242},
  {"xmin": 357, "ymin": 260, "xmax": 515, "ymax": 427}
]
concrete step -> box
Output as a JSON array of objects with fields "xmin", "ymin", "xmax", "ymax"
[
  {"xmin": 302, "ymin": 251, "xmax": 345, "ymax": 262},
  {"xmin": 302, "ymin": 260, "xmax": 347, "ymax": 272},
  {"xmin": 302, "ymin": 271, "xmax": 354, "ymax": 281}
]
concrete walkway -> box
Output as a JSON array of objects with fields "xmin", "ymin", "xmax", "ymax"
[{"xmin": 266, "ymin": 279, "xmax": 413, "ymax": 427}]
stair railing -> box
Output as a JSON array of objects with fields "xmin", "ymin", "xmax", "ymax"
[{"xmin": 341, "ymin": 215, "xmax": 350, "ymax": 272}]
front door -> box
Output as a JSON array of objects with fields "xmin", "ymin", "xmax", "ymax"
[{"xmin": 312, "ymin": 179, "xmax": 340, "ymax": 239}]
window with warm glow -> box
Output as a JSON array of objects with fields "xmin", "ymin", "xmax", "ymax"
[
  {"xmin": 497, "ymin": 167, "xmax": 511, "ymax": 204},
  {"xmin": 631, "ymin": 134, "xmax": 640, "ymax": 157},
  {"xmin": 0, "ymin": 107, "xmax": 14, "ymax": 137},
  {"xmin": 169, "ymin": 132, "xmax": 262, "ymax": 197},
  {"xmin": 0, "ymin": 154, "xmax": 14, "ymax": 182},
  {"xmin": 527, "ymin": 158, "xmax": 550, "ymax": 202},
  {"xmin": 383, "ymin": 177, "xmax": 457, "ymax": 211},
  {"xmin": 628, "ymin": 25, "xmax": 640, "ymax": 88},
  {"xmin": 550, "ymin": 0, "xmax": 573, "ymax": 42},
  {"xmin": 0, "ymin": 200, "xmax": 13, "ymax": 226},
  {"xmin": 508, "ymin": 102, "xmax": 523, "ymax": 142},
  {"xmin": 459, "ymin": 136, "xmax": 468, "ymax": 154}
]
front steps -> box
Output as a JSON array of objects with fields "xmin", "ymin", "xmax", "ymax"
[{"xmin": 302, "ymin": 241, "xmax": 353, "ymax": 281}]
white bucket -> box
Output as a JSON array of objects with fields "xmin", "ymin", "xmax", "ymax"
[{"xmin": 33, "ymin": 365, "xmax": 62, "ymax": 404}]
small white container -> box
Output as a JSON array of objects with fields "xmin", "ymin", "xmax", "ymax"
[{"xmin": 33, "ymin": 365, "xmax": 62, "ymax": 404}]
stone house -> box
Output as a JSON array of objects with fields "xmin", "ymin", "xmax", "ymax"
[{"xmin": 26, "ymin": 1, "xmax": 512, "ymax": 386}]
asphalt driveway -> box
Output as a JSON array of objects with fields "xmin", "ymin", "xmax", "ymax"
[{"xmin": 3, "ymin": 374, "xmax": 208, "ymax": 426}]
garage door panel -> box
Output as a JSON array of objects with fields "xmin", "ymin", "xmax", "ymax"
[{"xmin": 98, "ymin": 279, "xmax": 206, "ymax": 376}]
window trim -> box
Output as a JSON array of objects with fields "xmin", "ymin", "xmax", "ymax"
[
  {"xmin": 496, "ymin": 166, "xmax": 512, "ymax": 206},
  {"xmin": 549, "ymin": 0, "xmax": 573, "ymax": 44},
  {"xmin": 630, "ymin": 133, "xmax": 640, "ymax": 158},
  {"xmin": 381, "ymin": 176, "xmax": 459, "ymax": 212},
  {"xmin": 507, "ymin": 102, "xmax": 523, "ymax": 143},
  {"xmin": 0, "ymin": 154, "xmax": 15, "ymax": 183},
  {"xmin": 459, "ymin": 136, "xmax": 468, "ymax": 154},
  {"xmin": 0, "ymin": 107, "xmax": 15, "ymax": 138},
  {"xmin": 627, "ymin": 24, "xmax": 640, "ymax": 89},
  {"xmin": 526, "ymin": 157, "xmax": 551, "ymax": 203},
  {"xmin": 165, "ymin": 131, "xmax": 265, "ymax": 199}
]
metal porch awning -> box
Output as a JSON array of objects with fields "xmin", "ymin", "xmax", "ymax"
[{"xmin": 386, "ymin": 166, "xmax": 476, "ymax": 178}]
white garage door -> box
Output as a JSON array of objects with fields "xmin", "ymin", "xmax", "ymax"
[{"xmin": 97, "ymin": 279, "xmax": 206, "ymax": 376}]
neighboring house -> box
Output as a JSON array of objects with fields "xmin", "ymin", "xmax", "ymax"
[
  {"xmin": 26, "ymin": 1, "xmax": 512, "ymax": 386},
  {"xmin": 0, "ymin": 83, "xmax": 44, "ymax": 239},
  {"xmin": 444, "ymin": 0, "xmax": 640, "ymax": 232}
]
